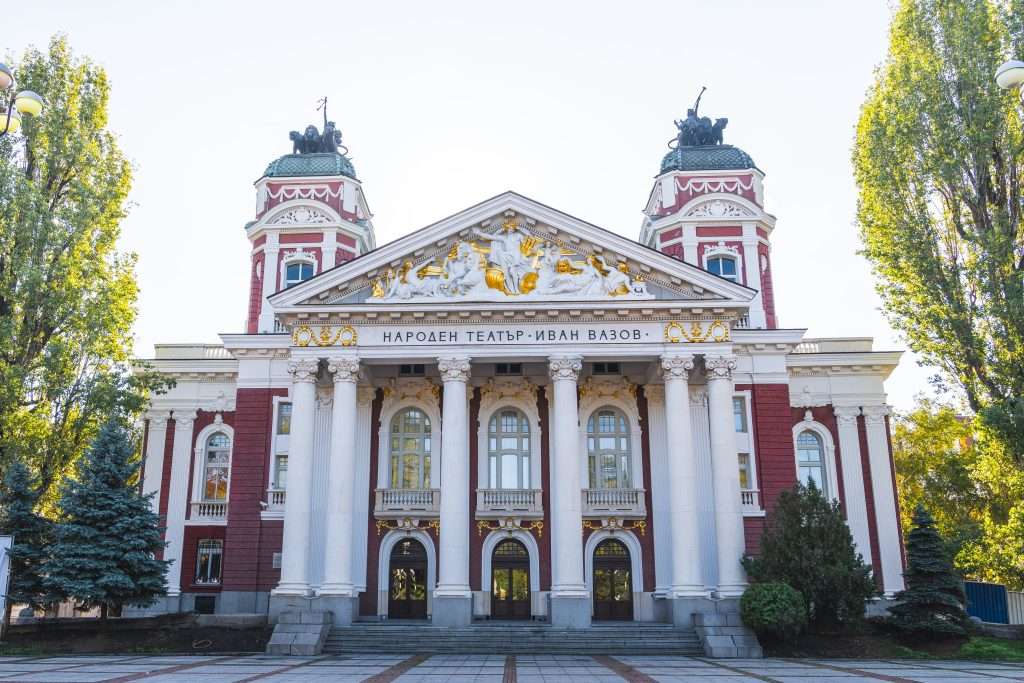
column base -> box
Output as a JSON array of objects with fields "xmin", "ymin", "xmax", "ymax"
[
  {"xmin": 313, "ymin": 595, "xmax": 357, "ymax": 626},
  {"xmin": 669, "ymin": 597, "xmax": 715, "ymax": 627},
  {"xmin": 714, "ymin": 585, "xmax": 747, "ymax": 600},
  {"xmin": 550, "ymin": 595, "xmax": 591, "ymax": 628},
  {"xmin": 432, "ymin": 595, "xmax": 472, "ymax": 626},
  {"xmin": 269, "ymin": 593, "xmax": 315, "ymax": 622}
]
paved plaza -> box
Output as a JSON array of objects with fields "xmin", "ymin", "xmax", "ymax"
[{"xmin": 0, "ymin": 654, "xmax": 1019, "ymax": 683}]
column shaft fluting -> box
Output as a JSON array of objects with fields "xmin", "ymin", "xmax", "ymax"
[
  {"xmin": 548, "ymin": 355, "xmax": 587, "ymax": 596},
  {"xmin": 435, "ymin": 356, "xmax": 472, "ymax": 597},
  {"xmin": 321, "ymin": 357, "xmax": 360, "ymax": 596}
]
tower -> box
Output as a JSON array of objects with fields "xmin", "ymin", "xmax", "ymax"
[
  {"xmin": 640, "ymin": 93, "xmax": 777, "ymax": 328},
  {"xmin": 245, "ymin": 113, "xmax": 375, "ymax": 333}
]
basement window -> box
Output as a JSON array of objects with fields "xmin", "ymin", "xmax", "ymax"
[
  {"xmin": 592, "ymin": 362, "xmax": 621, "ymax": 375},
  {"xmin": 399, "ymin": 364, "xmax": 426, "ymax": 377},
  {"xmin": 495, "ymin": 363, "xmax": 522, "ymax": 376}
]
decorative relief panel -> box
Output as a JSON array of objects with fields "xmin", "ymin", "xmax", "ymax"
[
  {"xmin": 381, "ymin": 378, "xmax": 440, "ymax": 409},
  {"xmin": 663, "ymin": 319, "xmax": 731, "ymax": 343},
  {"xmin": 685, "ymin": 199, "xmax": 753, "ymax": 218},
  {"xmin": 269, "ymin": 206, "xmax": 333, "ymax": 225},
  {"xmin": 479, "ymin": 378, "xmax": 537, "ymax": 410},
  {"xmin": 676, "ymin": 176, "xmax": 755, "ymax": 196},
  {"xmin": 578, "ymin": 375, "xmax": 637, "ymax": 403}
]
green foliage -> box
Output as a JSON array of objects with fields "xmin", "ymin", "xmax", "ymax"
[
  {"xmin": 740, "ymin": 582, "xmax": 807, "ymax": 641},
  {"xmin": 0, "ymin": 461, "xmax": 54, "ymax": 610},
  {"xmin": 853, "ymin": 0, "xmax": 1024, "ymax": 459},
  {"xmin": 0, "ymin": 35, "xmax": 170, "ymax": 503},
  {"xmin": 958, "ymin": 636, "xmax": 1024, "ymax": 661},
  {"xmin": 893, "ymin": 399, "xmax": 1024, "ymax": 590},
  {"xmin": 889, "ymin": 506, "xmax": 970, "ymax": 639},
  {"xmin": 43, "ymin": 419, "xmax": 168, "ymax": 616},
  {"xmin": 743, "ymin": 482, "xmax": 878, "ymax": 628}
]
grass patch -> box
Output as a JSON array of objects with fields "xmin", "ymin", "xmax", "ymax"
[
  {"xmin": 957, "ymin": 637, "xmax": 1024, "ymax": 662},
  {"xmin": 0, "ymin": 644, "xmax": 47, "ymax": 656}
]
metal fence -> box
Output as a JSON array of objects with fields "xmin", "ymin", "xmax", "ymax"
[
  {"xmin": 1009, "ymin": 591, "xmax": 1024, "ymax": 625},
  {"xmin": 964, "ymin": 581, "xmax": 1009, "ymax": 624}
]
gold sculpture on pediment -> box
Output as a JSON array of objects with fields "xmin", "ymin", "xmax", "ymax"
[{"xmin": 368, "ymin": 220, "xmax": 652, "ymax": 301}]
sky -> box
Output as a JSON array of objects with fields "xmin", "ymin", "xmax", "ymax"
[{"xmin": 7, "ymin": 0, "xmax": 935, "ymax": 411}]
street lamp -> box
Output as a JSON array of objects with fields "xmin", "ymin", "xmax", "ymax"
[
  {"xmin": 996, "ymin": 59, "xmax": 1024, "ymax": 101},
  {"xmin": 0, "ymin": 62, "xmax": 45, "ymax": 138}
]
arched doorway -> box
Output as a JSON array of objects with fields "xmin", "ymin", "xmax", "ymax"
[
  {"xmin": 388, "ymin": 538, "xmax": 428, "ymax": 619},
  {"xmin": 491, "ymin": 539, "xmax": 530, "ymax": 619},
  {"xmin": 593, "ymin": 538, "xmax": 633, "ymax": 621}
]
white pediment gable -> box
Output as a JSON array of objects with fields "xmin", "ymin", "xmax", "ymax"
[{"xmin": 269, "ymin": 192, "xmax": 756, "ymax": 309}]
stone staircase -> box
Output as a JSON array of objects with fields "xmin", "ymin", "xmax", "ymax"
[{"xmin": 324, "ymin": 622, "xmax": 703, "ymax": 655}]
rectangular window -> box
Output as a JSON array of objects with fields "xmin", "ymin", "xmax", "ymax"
[
  {"xmin": 277, "ymin": 403, "xmax": 292, "ymax": 435},
  {"xmin": 738, "ymin": 453, "xmax": 752, "ymax": 490},
  {"xmin": 399, "ymin": 364, "xmax": 425, "ymax": 377},
  {"xmin": 592, "ymin": 362, "xmax": 621, "ymax": 375},
  {"xmin": 274, "ymin": 454, "xmax": 288, "ymax": 489},
  {"xmin": 495, "ymin": 362, "xmax": 522, "ymax": 376},
  {"xmin": 195, "ymin": 539, "xmax": 223, "ymax": 585},
  {"xmin": 733, "ymin": 397, "xmax": 748, "ymax": 433}
]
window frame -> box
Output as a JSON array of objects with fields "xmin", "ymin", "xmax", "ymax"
[
  {"xmin": 585, "ymin": 406, "xmax": 633, "ymax": 490},
  {"xmin": 194, "ymin": 538, "xmax": 224, "ymax": 586},
  {"xmin": 279, "ymin": 249, "xmax": 318, "ymax": 291},
  {"xmin": 267, "ymin": 396, "xmax": 291, "ymax": 494},
  {"xmin": 190, "ymin": 422, "xmax": 234, "ymax": 517},
  {"xmin": 487, "ymin": 407, "xmax": 532, "ymax": 489},
  {"xmin": 388, "ymin": 407, "xmax": 433, "ymax": 489},
  {"xmin": 791, "ymin": 419, "xmax": 840, "ymax": 502}
]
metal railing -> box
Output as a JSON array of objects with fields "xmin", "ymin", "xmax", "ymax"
[
  {"xmin": 190, "ymin": 501, "xmax": 228, "ymax": 520},
  {"xmin": 374, "ymin": 488, "xmax": 441, "ymax": 517},
  {"xmin": 581, "ymin": 488, "xmax": 646, "ymax": 518},
  {"xmin": 476, "ymin": 488, "xmax": 543, "ymax": 517}
]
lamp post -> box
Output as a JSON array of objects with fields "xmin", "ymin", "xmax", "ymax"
[
  {"xmin": 0, "ymin": 62, "xmax": 45, "ymax": 138},
  {"xmin": 996, "ymin": 59, "xmax": 1024, "ymax": 102}
]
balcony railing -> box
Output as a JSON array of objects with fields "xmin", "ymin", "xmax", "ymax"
[
  {"xmin": 741, "ymin": 489, "xmax": 761, "ymax": 514},
  {"xmin": 476, "ymin": 488, "xmax": 543, "ymax": 519},
  {"xmin": 581, "ymin": 488, "xmax": 646, "ymax": 519},
  {"xmin": 374, "ymin": 488, "xmax": 441, "ymax": 518},
  {"xmin": 267, "ymin": 488, "xmax": 286, "ymax": 511},
  {"xmin": 190, "ymin": 501, "xmax": 227, "ymax": 521}
]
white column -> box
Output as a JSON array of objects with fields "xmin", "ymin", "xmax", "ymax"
[
  {"xmin": 548, "ymin": 355, "xmax": 587, "ymax": 597},
  {"xmin": 257, "ymin": 233, "xmax": 280, "ymax": 333},
  {"xmin": 165, "ymin": 409, "xmax": 196, "ymax": 598},
  {"xmin": 682, "ymin": 227, "xmax": 699, "ymax": 264},
  {"xmin": 863, "ymin": 405, "xmax": 905, "ymax": 596},
  {"xmin": 352, "ymin": 386, "xmax": 376, "ymax": 591},
  {"xmin": 321, "ymin": 357, "xmax": 360, "ymax": 597},
  {"xmin": 643, "ymin": 385, "xmax": 671, "ymax": 594},
  {"xmin": 705, "ymin": 354, "xmax": 747, "ymax": 598},
  {"xmin": 142, "ymin": 411, "xmax": 171, "ymax": 514},
  {"xmin": 275, "ymin": 358, "xmax": 319, "ymax": 595},
  {"xmin": 435, "ymin": 356, "xmax": 472, "ymax": 600},
  {"xmin": 660, "ymin": 354, "xmax": 706, "ymax": 597},
  {"xmin": 833, "ymin": 405, "xmax": 873, "ymax": 567},
  {"xmin": 322, "ymin": 231, "xmax": 337, "ymax": 270},
  {"xmin": 741, "ymin": 223, "xmax": 766, "ymax": 328}
]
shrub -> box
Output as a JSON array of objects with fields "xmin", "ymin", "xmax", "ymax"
[
  {"xmin": 740, "ymin": 582, "xmax": 807, "ymax": 641},
  {"xmin": 742, "ymin": 481, "xmax": 877, "ymax": 628}
]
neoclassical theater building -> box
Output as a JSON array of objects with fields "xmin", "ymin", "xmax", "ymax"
[{"xmin": 138, "ymin": 108, "xmax": 904, "ymax": 628}]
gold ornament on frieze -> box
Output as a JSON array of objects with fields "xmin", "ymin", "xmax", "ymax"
[
  {"xmin": 663, "ymin": 319, "xmax": 731, "ymax": 343},
  {"xmin": 291, "ymin": 324, "xmax": 358, "ymax": 348}
]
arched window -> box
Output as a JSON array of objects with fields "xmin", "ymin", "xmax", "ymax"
[
  {"xmin": 587, "ymin": 407, "xmax": 631, "ymax": 489},
  {"xmin": 203, "ymin": 433, "xmax": 231, "ymax": 501},
  {"xmin": 488, "ymin": 408, "xmax": 530, "ymax": 489},
  {"xmin": 284, "ymin": 261, "xmax": 315, "ymax": 288},
  {"xmin": 390, "ymin": 408, "xmax": 432, "ymax": 489},
  {"xmin": 707, "ymin": 255, "xmax": 738, "ymax": 282},
  {"xmin": 796, "ymin": 430, "xmax": 827, "ymax": 492}
]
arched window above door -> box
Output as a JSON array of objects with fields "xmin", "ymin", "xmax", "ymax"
[
  {"xmin": 389, "ymin": 407, "xmax": 432, "ymax": 489},
  {"xmin": 586, "ymin": 407, "xmax": 631, "ymax": 489},
  {"xmin": 487, "ymin": 408, "xmax": 531, "ymax": 489}
]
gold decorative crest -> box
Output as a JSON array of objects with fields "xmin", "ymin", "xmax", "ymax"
[
  {"xmin": 291, "ymin": 324, "xmax": 358, "ymax": 347},
  {"xmin": 663, "ymin": 320, "xmax": 730, "ymax": 343}
]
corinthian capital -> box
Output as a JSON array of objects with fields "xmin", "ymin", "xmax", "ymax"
[
  {"xmin": 437, "ymin": 356, "xmax": 472, "ymax": 383},
  {"xmin": 660, "ymin": 353, "xmax": 696, "ymax": 381},
  {"xmin": 146, "ymin": 410, "xmax": 172, "ymax": 428},
  {"xmin": 862, "ymin": 404, "xmax": 891, "ymax": 426},
  {"xmin": 288, "ymin": 358, "xmax": 321, "ymax": 383},
  {"xmin": 704, "ymin": 354, "xmax": 737, "ymax": 381},
  {"xmin": 548, "ymin": 355, "xmax": 583, "ymax": 382},
  {"xmin": 327, "ymin": 357, "xmax": 360, "ymax": 383},
  {"xmin": 173, "ymin": 409, "xmax": 197, "ymax": 430},
  {"xmin": 833, "ymin": 405, "xmax": 862, "ymax": 426}
]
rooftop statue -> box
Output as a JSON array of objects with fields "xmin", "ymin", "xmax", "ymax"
[
  {"xmin": 288, "ymin": 97, "xmax": 349, "ymax": 155},
  {"xmin": 671, "ymin": 87, "xmax": 728, "ymax": 148}
]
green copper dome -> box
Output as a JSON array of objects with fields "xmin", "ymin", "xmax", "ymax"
[
  {"xmin": 660, "ymin": 144, "xmax": 757, "ymax": 174},
  {"xmin": 263, "ymin": 152, "xmax": 357, "ymax": 179}
]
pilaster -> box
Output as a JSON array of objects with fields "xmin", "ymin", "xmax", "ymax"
[
  {"xmin": 165, "ymin": 409, "xmax": 197, "ymax": 598},
  {"xmin": 862, "ymin": 405, "xmax": 904, "ymax": 596},
  {"xmin": 833, "ymin": 405, "xmax": 873, "ymax": 566}
]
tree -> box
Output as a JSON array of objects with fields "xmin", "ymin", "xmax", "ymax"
[
  {"xmin": 0, "ymin": 36, "xmax": 169, "ymax": 502},
  {"xmin": 889, "ymin": 506, "xmax": 970, "ymax": 639},
  {"xmin": 742, "ymin": 482, "xmax": 877, "ymax": 629},
  {"xmin": 853, "ymin": 0, "xmax": 1024, "ymax": 459},
  {"xmin": 0, "ymin": 461, "xmax": 54, "ymax": 623},
  {"xmin": 44, "ymin": 419, "xmax": 168, "ymax": 618}
]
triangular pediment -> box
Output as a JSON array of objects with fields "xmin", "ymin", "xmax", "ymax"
[{"xmin": 269, "ymin": 192, "xmax": 756, "ymax": 311}]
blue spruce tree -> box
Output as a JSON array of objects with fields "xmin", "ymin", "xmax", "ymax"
[
  {"xmin": 44, "ymin": 419, "xmax": 169, "ymax": 618},
  {"xmin": 0, "ymin": 461, "xmax": 55, "ymax": 623}
]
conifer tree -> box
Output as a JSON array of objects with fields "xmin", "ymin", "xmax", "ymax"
[
  {"xmin": 44, "ymin": 419, "xmax": 168, "ymax": 618},
  {"xmin": 0, "ymin": 461, "xmax": 54, "ymax": 623},
  {"xmin": 889, "ymin": 505, "xmax": 969, "ymax": 639},
  {"xmin": 742, "ymin": 482, "xmax": 877, "ymax": 628}
]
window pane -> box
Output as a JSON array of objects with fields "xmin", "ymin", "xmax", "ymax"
[
  {"xmin": 501, "ymin": 453, "xmax": 518, "ymax": 489},
  {"xmin": 733, "ymin": 397, "xmax": 747, "ymax": 432},
  {"xmin": 423, "ymin": 455, "xmax": 431, "ymax": 488},
  {"xmin": 738, "ymin": 453, "xmax": 750, "ymax": 489},
  {"xmin": 501, "ymin": 437, "xmax": 518, "ymax": 450},
  {"xmin": 277, "ymin": 403, "xmax": 292, "ymax": 434},
  {"xmin": 489, "ymin": 455, "xmax": 498, "ymax": 488},
  {"xmin": 521, "ymin": 457, "xmax": 529, "ymax": 489},
  {"xmin": 275, "ymin": 455, "xmax": 288, "ymax": 488}
]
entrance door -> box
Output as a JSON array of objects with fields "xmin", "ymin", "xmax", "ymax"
[
  {"xmin": 491, "ymin": 539, "xmax": 530, "ymax": 619},
  {"xmin": 388, "ymin": 538, "xmax": 428, "ymax": 619},
  {"xmin": 593, "ymin": 538, "xmax": 633, "ymax": 621}
]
